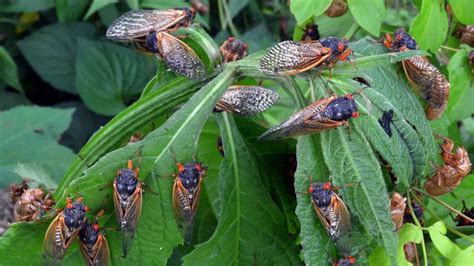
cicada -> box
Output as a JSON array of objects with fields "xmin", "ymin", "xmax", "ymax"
[
  {"xmin": 10, "ymin": 180, "xmax": 54, "ymax": 222},
  {"xmin": 403, "ymin": 242, "xmax": 419, "ymax": 265},
  {"xmin": 309, "ymin": 182, "xmax": 352, "ymax": 253},
  {"xmin": 259, "ymin": 37, "xmax": 351, "ymax": 76},
  {"xmin": 385, "ymin": 28, "xmax": 450, "ymax": 120},
  {"xmin": 113, "ymin": 160, "xmax": 143, "ymax": 257},
  {"xmin": 325, "ymin": 0, "xmax": 348, "ymax": 18},
  {"xmin": 258, "ymin": 93, "xmax": 359, "ymax": 140},
  {"xmin": 79, "ymin": 211, "xmax": 110, "ymax": 266},
  {"xmin": 453, "ymin": 201, "xmax": 474, "ymax": 227},
  {"xmin": 403, "ymin": 200, "xmax": 424, "ymax": 225},
  {"xmin": 214, "ymin": 86, "xmax": 280, "ymax": 116},
  {"xmin": 390, "ymin": 192, "xmax": 406, "ymax": 231},
  {"xmin": 378, "ymin": 109, "xmax": 394, "ymax": 137},
  {"xmin": 424, "ymin": 137, "xmax": 471, "ymax": 196},
  {"xmin": 333, "ymin": 256, "xmax": 356, "ymax": 266},
  {"xmin": 43, "ymin": 197, "xmax": 89, "ymax": 265},
  {"xmin": 173, "ymin": 161, "xmax": 206, "ymax": 242},
  {"xmin": 220, "ymin": 37, "xmax": 248, "ymax": 63},
  {"xmin": 301, "ymin": 23, "xmax": 320, "ymax": 41}
]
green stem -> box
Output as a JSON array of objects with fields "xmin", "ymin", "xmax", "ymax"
[
  {"xmin": 344, "ymin": 23, "xmax": 359, "ymax": 40},
  {"xmin": 440, "ymin": 45, "xmax": 460, "ymax": 52},
  {"xmin": 407, "ymin": 192, "xmax": 428, "ymax": 266},
  {"xmin": 217, "ymin": 0, "xmax": 227, "ymax": 31},
  {"xmin": 221, "ymin": 0, "xmax": 240, "ymax": 37}
]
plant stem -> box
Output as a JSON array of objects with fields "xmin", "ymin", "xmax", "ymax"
[
  {"xmin": 217, "ymin": 0, "xmax": 227, "ymax": 31},
  {"xmin": 344, "ymin": 23, "xmax": 359, "ymax": 40},
  {"xmin": 407, "ymin": 192, "xmax": 428, "ymax": 266},
  {"xmin": 413, "ymin": 188, "xmax": 474, "ymax": 223},
  {"xmin": 221, "ymin": 0, "xmax": 240, "ymax": 37},
  {"xmin": 440, "ymin": 45, "xmax": 460, "ymax": 52}
]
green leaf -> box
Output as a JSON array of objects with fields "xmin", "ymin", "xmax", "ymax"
[
  {"xmin": 0, "ymin": 90, "xmax": 31, "ymax": 110},
  {"xmin": 84, "ymin": 0, "xmax": 117, "ymax": 20},
  {"xmin": 126, "ymin": 0, "xmax": 139, "ymax": 10},
  {"xmin": 0, "ymin": 106, "xmax": 75, "ymax": 188},
  {"xmin": 347, "ymin": 0, "xmax": 385, "ymax": 36},
  {"xmin": 0, "ymin": 222, "xmax": 49, "ymax": 264},
  {"xmin": 0, "ymin": 0, "xmax": 53, "ymax": 12},
  {"xmin": 56, "ymin": 0, "xmax": 90, "ymax": 23},
  {"xmin": 75, "ymin": 39, "xmax": 155, "ymax": 115},
  {"xmin": 290, "ymin": 0, "xmax": 332, "ymax": 26},
  {"xmin": 448, "ymin": 0, "xmax": 474, "ymax": 24},
  {"xmin": 426, "ymin": 221, "xmax": 461, "ymax": 259},
  {"xmin": 182, "ymin": 113, "xmax": 300, "ymax": 265},
  {"xmin": 446, "ymin": 49, "xmax": 471, "ymax": 122},
  {"xmin": 0, "ymin": 46, "xmax": 22, "ymax": 93},
  {"xmin": 13, "ymin": 163, "xmax": 57, "ymax": 190},
  {"xmin": 368, "ymin": 247, "xmax": 391, "ymax": 266},
  {"xmin": 397, "ymin": 223, "xmax": 423, "ymax": 265},
  {"xmin": 409, "ymin": 0, "xmax": 449, "ymax": 52},
  {"xmin": 17, "ymin": 23, "xmax": 96, "ymax": 94},
  {"xmin": 229, "ymin": 0, "xmax": 249, "ymax": 18},
  {"xmin": 450, "ymin": 245, "xmax": 474, "ymax": 266}
]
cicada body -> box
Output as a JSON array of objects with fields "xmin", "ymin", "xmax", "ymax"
[
  {"xmin": 214, "ymin": 86, "xmax": 279, "ymax": 116},
  {"xmin": 217, "ymin": 136, "xmax": 225, "ymax": 157},
  {"xmin": 309, "ymin": 182, "xmax": 352, "ymax": 253},
  {"xmin": 258, "ymin": 94, "xmax": 359, "ymax": 140},
  {"xmin": 424, "ymin": 137, "xmax": 471, "ymax": 196},
  {"xmin": 326, "ymin": 0, "xmax": 348, "ymax": 17},
  {"xmin": 403, "ymin": 200, "xmax": 423, "ymax": 225},
  {"xmin": 334, "ymin": 256, "xmax": 357, "ymax": 266},
  {"xmin": 43, "ymin": 197, "xmax": 88, "ymax": 265},
  {"xmin": 79, "ymin": 215, "xmax": 110, "ymax": 266},
  {"xmin": 301, "ymin": 23, "xmax": 320, "ymax": 41},
  {"xmin": 113, "ymin": 160, "xmax": 143, "ymax": 257},
  {"xmin": 319, "ymin": 37, "xmax": 352, "ymax": 69},
  {"xmin": 378, "ymin": 109, "xmax": 394, "ymax": 137},
  {"xmin": 454, "ymin": 201, "xmax": 474, "ymax": 227},
  {"xmin": 385, "ymin": 28, "xmax": 450, "ymax": 120},
  {"xmin": 390, "ymin": 192, "xmax": 406, "ymax": 231},
  {"xmin": 106, "ymin": 8, "xmax": 195, "ymax": 41},
  {"xmin": 258, "ymin": 40, "xmax": 332, "ymax": 76},
  {"xmin": 219, "ymin": 37, "xmax": 248, "ymax": 63}
]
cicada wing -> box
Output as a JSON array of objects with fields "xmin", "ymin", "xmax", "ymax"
[
  {"xmin": 157, "ymin": 32, "xmax": 206, "ymax": 80},
  {"xmin": 258, "ymin": 40, "xmax": 331, "ymax": 76},
  {"xmin": 96, "ymin": 235, "xmax": 111, "ymax": 266},
  {"xmin": 331, "ymin": 194, "xmax": 352, "ymax": 254},
  {"xmin": 106, "ymin": 9, "xmax": 188, "ymax": 41},
  {"xmin": 216, "ymin": 86, "xmax": 280, "ymax": 116},
  {"xmin": 43, "ymin": 215, "xmax": 68, "ymax": 265},
  {"xmin": 121, "ymin": 185, "xmax": 143, "ymax": 257},
  {"xmin": 312, "ymin": 202, "xmax": 331, "ymax": 231}
]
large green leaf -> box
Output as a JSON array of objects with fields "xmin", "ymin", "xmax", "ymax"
[
  {"xmin": 0, "ymin": 46, "xmax": 22, "ymax": 93},
  {"xmin": 56, "ymin": 0, "xmax": 90, "ymax": 23},
  {"xmin": 290, "ymin": 0, "xmax": 332, "ymax": 26},
  {"xmin": 410, "ymin": 0, "xmax": 449, "ymax": 52},
  {"xmin": 448, "ymin": 0, "xmax": 474, "ymax": 24},
  {"xmin": 182, "ymin": 113, "xmax": 300, "ymax": 265},
  {"xmin": 446, "ymin": 49, "xmax": 472, "ymax": 122},
  {"xmin": 75, "ymin": 39, "xmax": 155, "ymax": 115},
  {"xmin": 84, "ymin": 0, "xmax": 117, "ymax": 19},
  {"xmin": 17, "ymin": 23, "xmax": 96, "ymax": 94},
  {"xmin": 0, "ymin": 0, "xmax": 53, "ymax": 12},
  {"xmin": 0, "ymin": 106, "xmax": 75, "ymax": 188},
  {"xmin": 348, "ymin": 0, "xmax": 385, "ymax": 36}
]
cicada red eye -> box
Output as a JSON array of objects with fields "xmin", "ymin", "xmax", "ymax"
[
  {"xmin": 177, "ymin": 163, "xmax": 185, "ymax": 173},
  {"xmin": 79, "ymin": 215, "xmax": 111, "ymax": 266},
  {"xmin": 214, "ymin": 86, "xmax": 280, "ymax": 116},
  {"xmin": 323, "ymin": 182, "xmax": 331, "ymax": 190},
  {"xmin": 195, "ymin": 163, "xmax": 202, "ymax": 171}
]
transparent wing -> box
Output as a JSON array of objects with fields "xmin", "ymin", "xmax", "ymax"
[
  {"xmin": 216, "ymin": 86, "xmax": 280, "ymax": 116},
  {"xmin": 158, "ymin": 32, "xmax": 206, "ymax": 80},
  {"xmin": 106, "ymin": 9, "xmax": 186, "ymax": 41}
]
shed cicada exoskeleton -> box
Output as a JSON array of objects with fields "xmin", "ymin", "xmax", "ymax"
[{"xmin": 219, "ymin": 37, "xmax": 248, "ymax": 63}]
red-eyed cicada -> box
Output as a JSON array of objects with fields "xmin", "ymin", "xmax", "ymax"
[
  {"xmin": 213, "ymin": 86, "xmax": 279, "ymax": 116},
  {"xmin": 258, "ymin": 37, "xmax": 351, "ymax": 76},
  {"xmin": 309, "ymin": 182, "xmax": 352, "ymax": 254},
  {"xmin": 113, "ymin": 160, "xmax": 143, "ymax": 257},
  {"xmin": 390, "ymin": 192, "xmax": 406, "ymax": 231},
  {"xmin": 384, "ymin": 28, "xmax": 450, "ymax": 120},
  {"xmin": 258, "ymin": 93, "xmax": 359, "ymax": 140},
  {"xmin": 173, "ymin": 161, "xmax": 206, "ymax": 243},
  {"xmin": 219, "ymin": 37, "xmax": 248, "ymax": 63},
  {"xmin": 43, "ymin": 197, "xmax": 89, "ymax": 265},
  {"xmin": 79, "ymin": 211, "xmax": 110, "ymax": 266},
  {"xmin": 9, "ymin": 181, "xmax": 54, "ymax": 222},
  {"xmin": 424, "ymin": 136, "xmax": 472, "ymax": 196},
  {"xmin": 106, "ymin": 8, "xmax": 206, "ymax": 80},
  {"xmin": 333, "ymin": 256, "xmax": 356, "ymax": 266}
]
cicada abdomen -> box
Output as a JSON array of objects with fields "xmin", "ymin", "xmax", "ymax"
[
  {"xmin": 258, "ymin": 40, "xmax": 332, "ymax": 76},
  {"xmin": 333, "ymin": 256, "xmax": 356, "ymax": 266},
  {"xmin": 173, "ymin": 161, "xmax": 206, "ymax": 243},
  {"xmin": 106, "ymin": 8, "xmax": 195, "ymax": 42},
  {"xmin": 424, "ymin": 137, "xmax": 471, "ymax": 196},
  {"xmin": 309, "ymin": 182, "xmax": 352, "ymax": 254},
  {"xmin": 113, "ymin": 160, "xmax": 143, "ymax": 257},
  {"xmin": 385, "ymin": 28, "xmax": 450, "ymax": 120},
  {"xmin": 79, "ymin": 213, "xmax": 110, "ymax": 266},
  {"xmin": 219, "ymin": 37, "xmax": 248, "ymax": 63},
  {"xmin": 43, "ymin": 197, "xmax": 89, "ymax": 265},
  {"xmin": 378, "ymin": 109, "xmax": 394, "ymax": 137},
  {"xmin": 258, "ymin": 93, "xmax": 359, "ymax": 140},
  {"xmin": 390, "ymin": 192, "xmax": 406, "ymax": 231},
  {"xmin": 214, "ymin": 86, "xmax": 279, "ymax": 116},
  {"xmin": 10, "ymin": 181, "xmax": 54, "ymax": 222}
]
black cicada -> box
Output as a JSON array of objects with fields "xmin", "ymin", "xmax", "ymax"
[
  {"xmin": 453, "ymin": 201, "xmax": 474, "ymax": 227},
  {"xmin": 333, "ymin": 256, "xmax": 357, "ymax": 266},
  {"xmin": 219, "ymin": 37, "xmax": 248, "ymax": 63},
  {"xmin": 403, "ymin": 200, "xmax": 424, "ymax": 225},
  {"xmin": 309, "ymin": 182, "xmax": 352, "ymax": 254},
  {"xmin": 173, "ymin": 161, "xmax": 206, "ymax": 243},
  {"xmin": 43, "ymin": 197, "xmax": 89, "ymax": 265},
  {"xmin": 79, "ymin": 211, "xmax": 110, "ymax": 266},
  {"xmin": 214, "ymin": 86, "xmax": 280, "ymax": 116},
  {"xmin": 258, "ymin": 93, "xmax": 359, "ymax": 140},
  {"xmin": 384, "ymin": 28, "xmax": 449, "ymax": 120},
  {"xmin": 301, "ymin": 23, "xmax": 320, "ymax": 41},
  {"xmin": 113, "ymin": 160, "xmax": 143, "ymax": 257},
  {"xmin": 378, "ymin": 109, "xmax": 394, "ymax": 137}
]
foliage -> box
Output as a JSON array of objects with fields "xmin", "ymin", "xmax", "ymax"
[{"xmin": 0, "ymin": 0, "xmax": 473, "ymax": 265}]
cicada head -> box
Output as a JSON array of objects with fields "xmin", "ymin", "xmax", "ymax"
[
  {"xmin": 322, "ymin": 94, "xmax": 358, "ymax": 121},
  {"xmin": 309, "ymin": 182, "xmax": 334, "ymax": 209},
  {"xmin": 335, "ymin": 256, "xmax": 356, "ymax": 266},
  {"xmin": 116, "ymin": 168, "xmax": 139, "ymax": 198},
  {"xmin": 79, "ymin": 219, "xmax": 100, "ymax": 248},
  {"xmin": 173, "ymin": 7, "xmax": 195, "ymax": 28},
  {"xmin": 177, "ymin": 162, "xmax": 205, "ymax": 194},
  {"xmin": 219, "ymin": 37, "xmax": 248, "ymax": 63},
  {"xmin": 63, "ymin": 198, "xmax": 89, "ymax": 231},
  {"xmin": 320, "ymin": 37, "xmax": 351, "ymax": 62},
  {"xmin": 79, "ymin": 215, "xmax": 110, "ymax": 266},
  {"xmin": 391, "ymin": 28, "xmax": 417, "ymax": 52}
]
